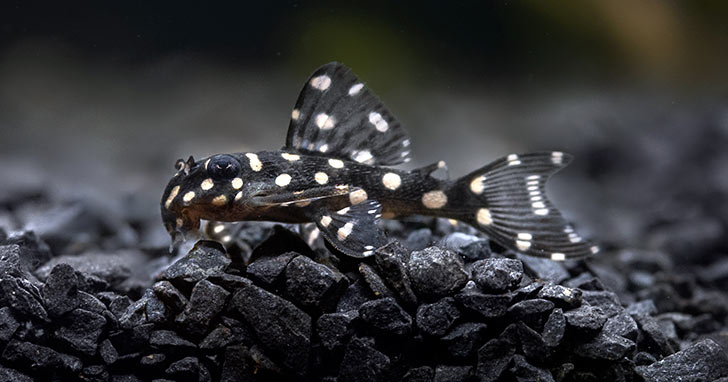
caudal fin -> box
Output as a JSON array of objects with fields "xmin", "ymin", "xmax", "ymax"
[{"xmin": 451, "ymin": 152, "xmax": 598, "ymax": 260}]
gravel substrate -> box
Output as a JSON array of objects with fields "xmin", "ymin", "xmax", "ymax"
[{"xmin": 1, "ymin": 193, "xmax": 727, "ymax": 382}]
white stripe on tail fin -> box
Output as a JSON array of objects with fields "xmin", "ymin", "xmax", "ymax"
[{"xmin": 452, "ymin": 152, "xmax": 598, "ymax": 260}]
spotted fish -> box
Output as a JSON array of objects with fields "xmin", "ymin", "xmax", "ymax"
[{"xmin": 161, "ymin": 62, "xmax": 598, "ymax": 260}]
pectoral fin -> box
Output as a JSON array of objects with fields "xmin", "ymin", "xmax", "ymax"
[{"xmin": 310, "ymin": 199, "xmax": 388, "ymax": 258}]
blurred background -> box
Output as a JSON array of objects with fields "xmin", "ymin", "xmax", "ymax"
[{"xmin": 1, "ymin": 1, "xmax": 726, "ymax": 256}]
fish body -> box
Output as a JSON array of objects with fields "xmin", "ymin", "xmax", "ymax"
[{"xmin": 162, "ymin": 63, "xmax": 598, "ymax": 260}]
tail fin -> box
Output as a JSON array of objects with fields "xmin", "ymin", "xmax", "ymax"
[{"xmin": 451, "ymin": 152, "xmax": 598, "ymax": 260}]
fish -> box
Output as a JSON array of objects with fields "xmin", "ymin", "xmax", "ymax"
[{"xmin": 161, "ymin": 62, "xmax": 598, "ymax": 260}]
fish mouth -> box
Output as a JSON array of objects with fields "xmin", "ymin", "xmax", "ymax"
[{"xmin": 161, "ymin": 207, "xmax": 201, "ymax": 253}]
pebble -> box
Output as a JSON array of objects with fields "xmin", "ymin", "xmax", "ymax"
[
  {"xmin": 158, "ymin": 241, "xmax": 231, "ymax": 285},
  {"xmin": 471, "ymin": 258, "xmax": 524, "ymax": 292},
  {"xmin": 374, "ymin": 242, "xmax": 418, "ymax": 308},
  {"xmin": 407, "ymin": 247, "xmax": 468, "ymax": 299},
  {"xmin": 635, "ymin": 339, "xmax": 728, "ymax": 381},
  {"xmin": 456, "ymin": 290, "xmax": 511, "ymax": 319},
  {"xmin": 317, "ymin": 310, "xmax": 358, "ymax": 351},
  {"xmin": 358, "ymin": 262, "xmax": 397, "ymax": 299},
  {"xmin": 359, "ymin": 297, "xmax": 412, "ymax": 336},
  {"xmin": 416, "ymin": 297, "xmax": 461, "ymax": 337},
  {"xmin": 507, "ymin": 298, "xmax": 555, "ymax": 331},
  {"xmin": 537, "ymin": 283, "xmax": 582, "ymax": 308},
  {"xmin": 230, "ymin": 277, "xmax": 311, "ymax": 374},
  {"xmin": 441, "ymin": 322, "xmax": 488, "ymax": 358},
  {"xmin": 175, "ymin": 279, "xmax": 230, "ymax": 337},
  {"xmin": 55, "ymin": 308, "xmax": 107, "ymax": 356},
  {"xmin": 284, "ymin": 255, "xmax": 348, "ymax": 312},
  {"xmin": 564, "ymin": 305, "xmax": 608, "ymax": 335},
  {"xmin": 0, "ymin": 306, "xmax": 21, "ymax": 342},
  {"xmin": 245, "ymin": 251, "xmax": 296, "ymax": 288},
  {"xmin": 338, "ymin": 337, "xmax": 390, "ymax": 382},
  {"xmin": 542, "ymin": 308, "xmax": 566, "ymax": 347}
]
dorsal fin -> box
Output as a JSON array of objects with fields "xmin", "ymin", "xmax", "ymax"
[{"xmin": 285, "ymin": 62, "xmax": 412, "ymax": 166}]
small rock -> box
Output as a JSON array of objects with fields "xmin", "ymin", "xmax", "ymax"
[
  {"xmin": 159, "ymin": 241, "xmax": 231, "ymax": 285},
  {"xmin": 165, "ymin": 356, "xmax": 200, "ymax": 379},
  {"xmin": 2, "ymin": 231, "xmax": 52, "ymax": 272},
  {"xmin": 603, "ymin": 311, "xmax": 639, "ymax": 341},
  {"xmin": 402, "ymin": 366, "xmax": 434, "ymax": 382},
  {"xmin": 0, "ymin": 277, "xmax": 47, "ymax": 321},
  {"xmin": 0, "ymin": 307, "xmax": 20, "ymax": 342},
  {"xmin": 35, "ymin": 250, "xmax": 146, "ymax": 288},
  {"xmin": 99, "ymin": 339, "xmax": 118, "ymax": 365},
  {"xmin": 338, "ymin": 337, "xmax": 390, "ymax": 382},
  {"xmin": 149, "ymin": 330, "xmax": 196, "ymax": 350},
  {"xmin": 575, "ymin": 332, "xmax": 636, "ymax": 360},
  {"xmin": 81, "ymin": 365, "xmax": 110, "ymax": 382},
  {"xmin": 407, "ymin": 247, "xmax": 468, "ymax": 299},
  {"xmin": 55, "ymin": 308, "xmax": 106, "ymax": 356},
  {"xmin": 564, "ymin": 305, "xmax": 608, "ymax": 335},
  {"xmin": 337, "ymin": 280, "xmax": 373, "ymax": 313},
  {"xmin": 246, "ymin": 251, "xmax": 296, "ymax": 288},
  {"xmin": 434, "ymin": 365, "xmax": 472, "ymax": 382},
  {"xmin": 359, "ymin": 263, "xmax": 397, "ymax": 299},
  {"xmin": 152, "ymin": 280, "xmax": 188, "ymax": 313},
  {"xmin": 633, "ymin": 314, "xmax": 675, "ymax": 357},
  {"xmin": 359, "ymin": 297, "xmax": 412, "ymax": 336},
  {"xmin": 118, "ymin": 293, "xmax": 150, "ymax": 329},
  {"xmin": 200, "ymin": 325, "xmax": 241, "ymax": 350},
  {"xmin": 635, "ymin": 339, "xmax": 728, "ymax": 381},
  {"xmin": 476, "ymin": 338, "xmax": 515, "ymax": 382},
  {"xmin": 0, "ymin": 366, "xmax": 33, "ymax": 382},
  {"xmin": 374, "ymin": 242, "xmax": 418, "ymax": 308},
  {"xmin": 581, "ymin": 290, "xmax": 623, "ymax": 317},
  {"xmin": 220, "ymin": 346, "xmax": 256, "ymax": 382},
  {"xmin": 231, "ymin": 278, "xmax": 311, "ymax": 374},
  {"xmin": 416, "ymin": 297, "xmax": 461, "ymax": 337},
  {"xmin": 537, "ymin": 284, "xmax": 582, "ymax": 308},
  {"xmin": 441, "ymin": 322, "xmax": 488, "ymax": 358},
  {"xmin": 509, "ymin": 354, "xmax": 554, "ymax": 382},
  {"xmin": 455, "ymin": 290, "xmax": 511, "ymax": 319},
  {"xmin": 404, "ymin": 228, "xmax": 433, "ymax": 251},
  {"xmin": 471, "ymin": 258, "xmax": 523, "ymax": 292},
  {"xmin": 455, "ymin": 237, "xmax": 492, "ymax": 262},
  {"xmin": 542, "ymin": 308, "xmax": 566, "ymax": 347},
  {"xmin": 41, "ymin": 263, "xmax": 80, "ymax": 317},
  {"xmin": 176, "ymin": 279, "xmax": 230, "ymax": 337},
  {"xmin": 507, "ymin": 298, "xmax": 555, "ymax": 331},
  {"xmin": 1, "ymin": 340, "xmax": 82, "ymax": 374},
  {"xmin": 285, "ymin": 255, "xmax": 348, "ymax": 312},
  {"xmin": 511, "ymin": 322, "xmax": 549, "ymax": 362},
  {"xmin": 317, "ymin": 310, "xmax": 358, "ymax": 351},
  {"xmin": 633, "ymin": 351, "xmax": 657, "ymax": 366},
  {"xmin": 145, "ymin": 292, "xmax": 169, "ymax": 324},
  {"xmin": 140, "ymin": 353, "xmax": 166, "ymax": 367},
  {"xmin": 565, "ymin": 272, "xmax": 605, "ymax": 291},
  {"xmin": 518, "ymin": 255, "xmax": 569, "ymax": 283},
  {"xmin": 617, "ymin": 249, "xmax": 673, "ymax": 273},
  {"xmin": 625, "ymin": 300, "xmax": 657, "ymax": 316}
]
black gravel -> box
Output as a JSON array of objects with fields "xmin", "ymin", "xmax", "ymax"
[{"xmin": 1, "ymin": 124, "xmax": 728, "ymax": 381}]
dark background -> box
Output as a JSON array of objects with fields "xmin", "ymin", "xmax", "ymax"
[{"xmin": 1, "ymin": 1, "xmax": 727, "ymax": 253}]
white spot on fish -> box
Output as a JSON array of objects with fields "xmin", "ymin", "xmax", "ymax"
[
  {"xmin": 517, "ymin": 233, "xmax": 533, "ymax": 240},
  {"xmin": 213, "ymin": 224, "xmax": 225, "ymax": 234},
  {"xmin": 551, "ymin": 252, "xmax": 566, "ymax": 261},
  {"xmin": 212, "ymin": 194, "xmax": 227, "ymax": 206},
  {"xmin": 348, "ymin": 83, "xmax": 364, "ymax": 96},
  {"xmin": 320, "ymin": 215, "xmax": 332, "ymax": 227},
  {"xmin": 382, "ymin": 172, "xmax": 401, "ymax": 190},
  {"xmin": 507, "ymin": 154, "xmax": 521, "ymax": 166},
  {"xmin": 368, "ymin": 112, "xmax": 389, "ymax": 132},
  {"xmin": 476, "ymin": 208, "xmax": 492, "ymax": 226},
  {"xmin": 235, "ymin": 191, "xmax": 243, "ymax": 201},
  {"xmin": 532, "ymin": 201, "xmax": 546, "ymax": 209},
  {"xmin": 337, "ymin": 207, "xmax": 350, "ymax": 215},
  {"xmin": 164, "ymin": 185, "xmax": 180, "ymax": 209},
  {"xmin": 516, "ymin": 240, "xmax": 532, "ymax": 251},
  {"xmin": 328, "ymin": 158, "xmax": 344, "ymax": 169},
  {"xmin": 275, "ymin": 173, "xmax": 292, "ymax": 187},
  {"xmin": 337, "ymin": 222, "xmax": 354, "ymax": 241},
  {"xmin": 470, "ymin": 175, "xmax": 486, "ymax": 194},
  {"xmin": 310, "ymin": 75, "xmax": 331, "ymax": 90},
  {"xmin": 315, "ymin": 113, "xmax": 336, "ymax": 130},
  {"xmin": 352, "ymin": 150, "xmax": 373, "ymax": 164},
  {"xmin": 291, "ymin": 109, "xmax": 300, "ymax": 120},
  {"xmin": 246, "ymin": 153, "xmax": 262, "ymax": 172},
  {"xmin": 534, "ymin": 208, "xmax": 549, "ymax": 216},
  {"xmin": 201, "ymin": 178, "xmax": 214, "ymax": 191},
  {"xmin": 402, "ymin": 139, "xmax": 410, "ymax": 147},
  {"xmin": 319, "ymin": 144, "xmax": 329, "ymax": 153},
  {"xmin": 590, "ymin": 246, "xmax": 600, "ymax": 254},
  {"xmin": 231, "ymin": 178, "xmax": 243, "ymax": 190},
  {"xmin": 422, "ymin": 190, "xmax": 447, "ymax": 209},
  {"xmin": 349, "ymin": 189, "xmax": 368, "ymax": 205},
  {"xmin": 315, "ymin": 172, "xmax": 329, "ymax": 185},
  {"xmin": 281, "ymin": 153, "xmax": 300, "ymax": 161},
  {"xmin": 552, "ymin": 151, "xmax": 564, "ymax": 164},
  {"xmin": 176, "ymin": 218, "xmax": 184, "ymax": 228},
  {"xmin": 183, "ymin": 191, "xmax": 196, "ymax": 203}
]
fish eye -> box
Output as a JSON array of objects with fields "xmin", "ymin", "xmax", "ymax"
[{"xmin": 208, "ymin": 154, "xmax": 240, "ymax": 180}]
